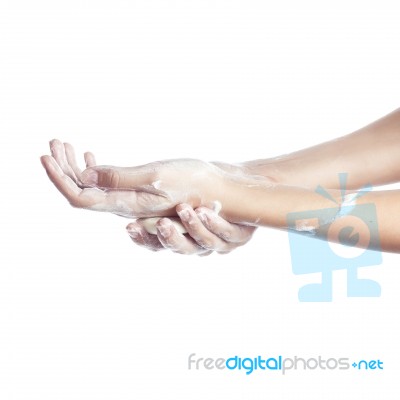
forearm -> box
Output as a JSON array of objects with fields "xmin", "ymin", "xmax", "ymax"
[
  {"xmin": 219, "ymin": 179, "xmax": 400, "ymax": 253},
  {"xmin": 241, "ymin": 107, "xmax": 400, "ymax": 189}
]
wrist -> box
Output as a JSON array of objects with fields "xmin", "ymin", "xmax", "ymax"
[
  {"xmin": 211, "ymin": 159, "xmax": 281, "ymax": 184},
  {"xmin": 214, "ymin": 172, "xmax": 275, "ymax": 225},
  {"xmin": 239, "ymin": 158, "xmax": 284, "ymax": 183}
]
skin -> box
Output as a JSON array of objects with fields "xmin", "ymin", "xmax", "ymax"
[
  {"xmin": 242, "ymin": 107, "xmax": 400, "ymax": 189},
  {"xmin": 41, "ymin": 107, "xmax": 400, "ymax": 254},
  {"xmin": 41, "ymin": 140, "xmax": 257, "ymax": 255}
]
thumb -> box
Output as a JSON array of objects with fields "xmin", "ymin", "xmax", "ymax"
[{"xmin": 81, "ymin": 166, "xmax": 153, "ymax": 189}]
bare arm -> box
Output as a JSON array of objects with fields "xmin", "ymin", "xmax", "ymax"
[
  {"xmin": 218, "ymin": 179, "xmax": 399, "ymax": 253},
  {"xmin": 41, "ymin": 108, "xmax": 400, "ymax": 254},
  {"xmin": 62, "ymin": 157, "xmax": 399, "ymax": 253},
  {"xmin": 242, "ymin": 107, "xmax": 400, "ymax": 189}
]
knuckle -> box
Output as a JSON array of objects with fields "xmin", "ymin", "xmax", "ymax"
[
  {"xmin": 162, "ymin": 234, "xmax": 195, "ymax": 255},
  {"xmin": 169, "ymin": 243, "xmax": 193, "ymax": 255},
  {"xmin": 197, "ymin": 238, "xmax": 215, "ymax": 249},
  {"xmin": 108, "ymin": 170, "xmax": 121, "ymax": 188},
  {"xmin": 149, "ymin": 246, "xmax": 163, "ymax": 252},
  {"xmin": 174, "ymin": 249, "xmax": 194, "ymax": 255},
  {"xmin": 68, "ymin": 198, "xmax": 80, "ymax": 208},
  {"xmin": 201, "ymin": 216, "xmax": 219, "ymax": 234},
  {"xmin": 162, "ymin": 233, "xmax": 181, "ymax": 249},
  {"xmin": 198, "ymin": 250, "xmax": 213, "ymax": 257},
  {"xmin": 187, "ymin": 220, "xmax": 203, "ymax": 235},
  {"xmin": 147, "ymin": 161, "xmax": 164, "ymax": 180},
  {"xmin": 162, "ymin": 237, "xmax": 175, "ymax": 248},
  {"xmin": 129, "ymin": 236, "xmax": 142, "ymax": 245},
  {"xmin": 238, "ymin": 228, "xmax": 255, "ymax": 243},
  {"xmin": 219, "ymin": 230, "xmax": 232, "ymax": 241}
]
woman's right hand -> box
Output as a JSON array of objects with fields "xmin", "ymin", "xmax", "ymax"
[{"xmin": 41, "ymin": 140, "xmax": 259, "ymax": 255}]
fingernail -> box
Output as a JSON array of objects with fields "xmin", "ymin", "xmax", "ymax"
[
  {"xmin": 127, "ymin": 226, "xmax": 141, "ymax": 239},
  {"xmin": 128, "ymin": 230, "xmax": 140, "ymax": 239},
  {"xmin": 177, "ymin": 208, "xmax": 190, "ymax": 222},
  {"xmin": 81, "ymin": 169, "xmax": 98, "ymax": 185},
  {"xmin": 157, "ymin": 219, "xmax": 172, "ymax": 237}
]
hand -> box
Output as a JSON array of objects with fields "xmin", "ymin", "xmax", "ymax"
[
  {"xmin": 41, "ymin": 140, "xmax": 260, "ymax": 255},
  {"xmin": 126, "ymin": 204, "xmax": 256, "ymax": 255},
  {"xmin": 41, "ymin": 140, "xmax": 231, "ymax": 218},
  {"xmin": 41, "ymin": 139, "xmax": 98, "ymax": 189}
]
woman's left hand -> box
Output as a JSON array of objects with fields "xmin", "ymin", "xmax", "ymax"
[{"xmin": 126, "ymin": 203, "xmax": 256, "ymax": 255}]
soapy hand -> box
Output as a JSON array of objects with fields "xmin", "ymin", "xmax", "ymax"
[
  {"xmin": 127, "ymin": 204, "xmax": 256, "ymax": 255},
  {"xmin": 41, "ymin": 140, "xmax": 257, "ymax": 255},
  {"xmin": 41, "ymin": 140, "xmax": 230, "ymax": 218}
]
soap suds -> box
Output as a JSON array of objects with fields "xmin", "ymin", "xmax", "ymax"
[
  {"xmin": 212, "ymin": 200, "xmax": 222, "ymax": 215},
  {"xmin": 337, "ymin": 192, "xmax": 358, "ymax": 217}
]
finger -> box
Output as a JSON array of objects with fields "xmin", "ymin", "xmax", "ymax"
[
  {"xmin": 64, "ymin": 142, "xmax": 84, "ymax": 183},
  {"xmin": 84, "ymin": 152, "xmax": 96, "ymax": 168},
  {"xmin": 176, "ymin": 204, "xmax": 231, "ymax": 252},
  {"xmin": 126, "ymin": 222, "xmax": 165, "ymax": 251},
  {"xmin": 49, "ymin": 139, "xmax": 78, "ymax": 182},
  {"xmin": 80, "ymin": 164, "xmax": 158, "ymax": 190},
  {"xmin": 40, "ymin": 155, "xmax": 82, "ymax": 203},
  {"xmin": 41, "ymin": 155, "xmax": 106, "ymax": 208},
  {"xmin": 198, "ymin": 250, "xmax": 213, "ymax": 257},
  {"xmin": 42, "ymin": 154, "xmax": 165, "ymax": 214},
  {"xmin": 195, "ymin": 207, "xmax": 256, "ymax": 243},
  {"xmin": 156, "ymin": 218, "xmax": 209, "ymax": 255}
]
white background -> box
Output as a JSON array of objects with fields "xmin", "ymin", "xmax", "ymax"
[{"xmin": 1, "ymin": 1, "xmax": 400, "ymax": 398}]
